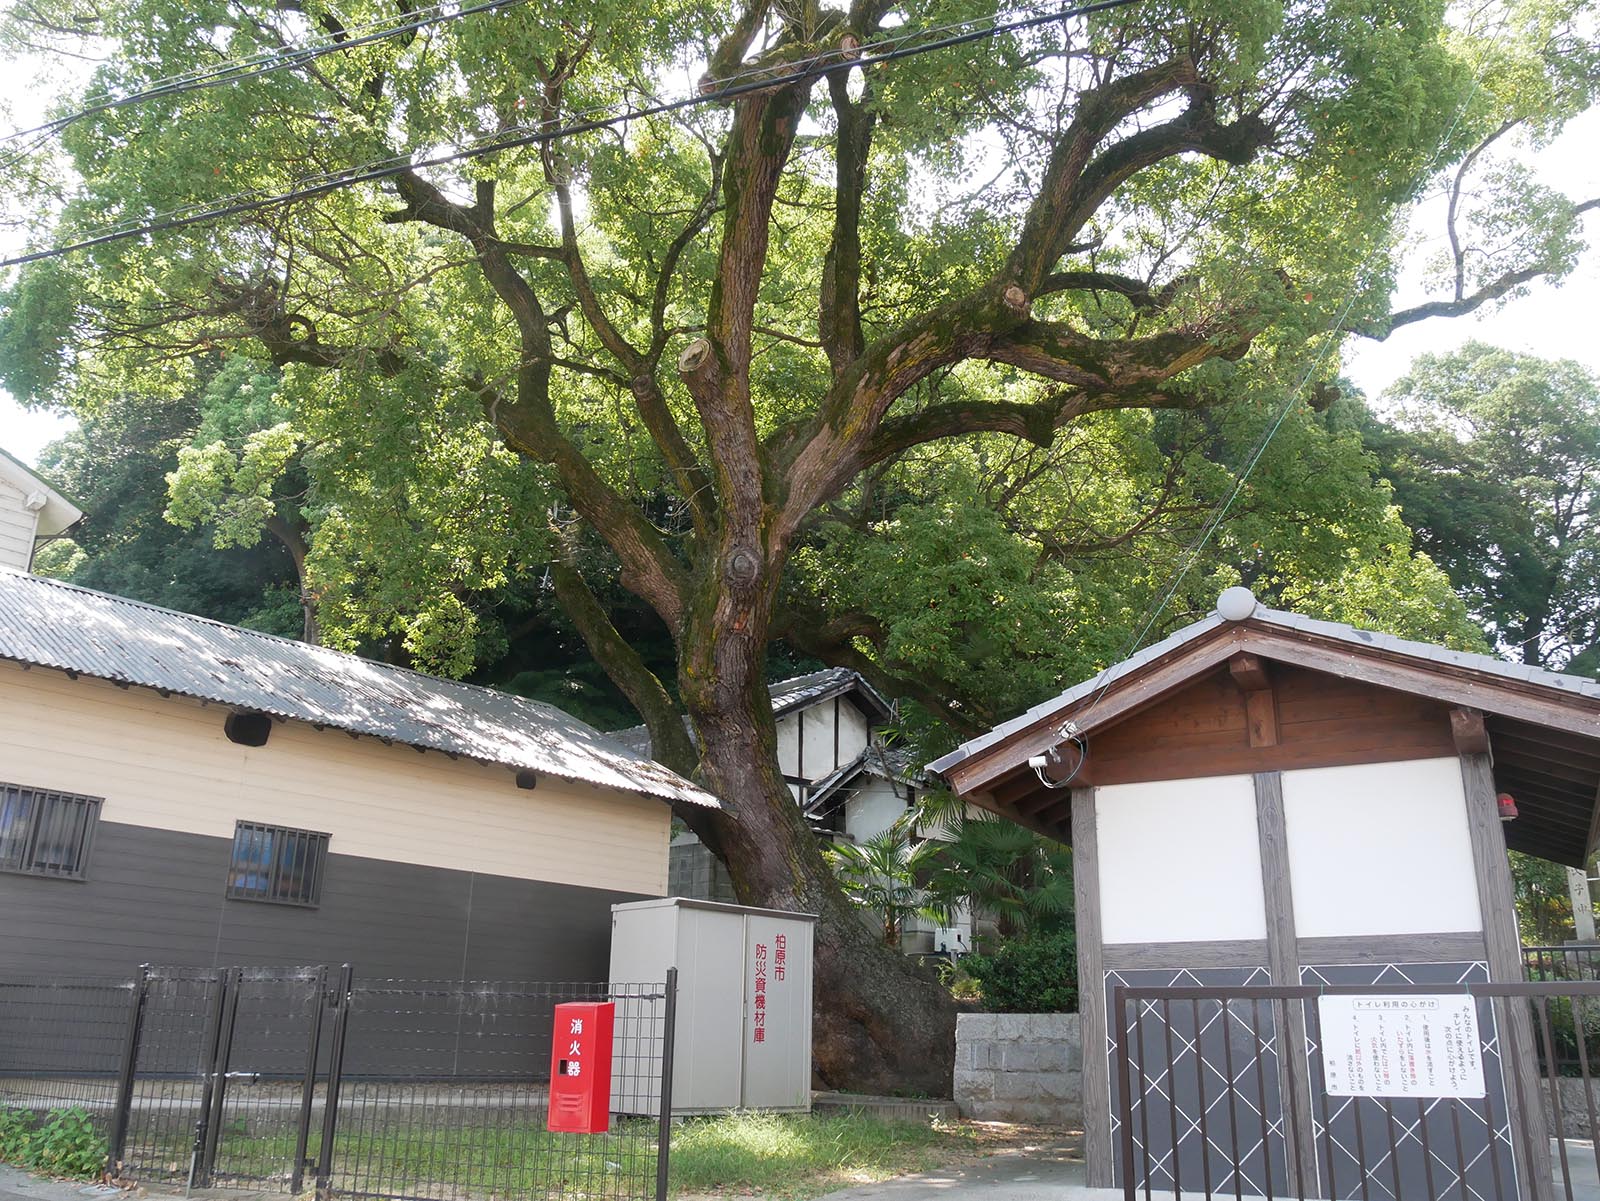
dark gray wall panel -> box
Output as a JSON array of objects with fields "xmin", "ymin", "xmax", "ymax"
[{"xmin": 0, "ymin": 820, "xmax": 643, "ymax": 982}]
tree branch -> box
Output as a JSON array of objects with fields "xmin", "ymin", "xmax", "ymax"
[
  {"xmin": 549, "ymin": 542, "xmax": 698, "ymax": 778},
  {"xmin": 1372, "ymin": 197, "xmax": 1600, "ymax": 336}
]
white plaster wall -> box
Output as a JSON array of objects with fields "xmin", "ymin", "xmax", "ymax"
[
  {"xmin": 0, "ymin": 478, "xmax": 38, "ymax": 571},
  {"xmin": 835, "ymin": 703, "xmax": 871, "ymax": 766},
  {"xmin": 843, "ymin": 778, "xmax": 911, "ymax": 843},
  {"xmin": 1282, "ymin": 757, "xmax": 1482, "ymax": 938},
  {"xmin": 1096, "ymin": 775, "xmax": 1266, "ymax": 944},
  {"xmin": 776, "ymin": 699, "xmax": 872, "ymax": 786},
  {"xmin": 775, "ymin": 714, "xmax": 801, "ymax": 798}
]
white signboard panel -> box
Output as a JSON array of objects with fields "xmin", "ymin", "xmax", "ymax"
[{"xmin": 1318, "ymin": 995, "xmax": 1485, "ymax": 1098}]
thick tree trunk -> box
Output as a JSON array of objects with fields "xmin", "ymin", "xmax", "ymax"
[
  {"xmin": 676, "ymin": 620, "xmax": 957, "ymax": 1096},
  {"xmin": 265, "ymin": 514, "xmax": 319, "ymax": 645}
]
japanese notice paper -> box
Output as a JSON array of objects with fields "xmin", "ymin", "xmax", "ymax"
[{"xmin": 1317, "ymin": 995, "xmax": 1486, "ymax": 1099}]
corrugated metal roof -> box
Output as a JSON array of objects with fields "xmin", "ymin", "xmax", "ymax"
[
  {"xmin": 928, "ymin": 596, "xmax": 1600, "ymax": 777},
  {"xmin": 0, "ymin": 566, "xmax": 717, "ymax": 809}
]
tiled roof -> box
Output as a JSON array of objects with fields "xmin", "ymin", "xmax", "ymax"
[
  {"xmin": 0, "ymin": 566, "xmax": 717, "ymax": 809},
  {"xmin": 929, "ymin": 598, "xmax": 1600, "ymax": 777},
  {"xmin": 615, "ymin": 667, "xmax": 894, "ymax": 760}
]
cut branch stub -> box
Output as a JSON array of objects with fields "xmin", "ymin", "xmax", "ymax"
[
  {"xmin": 1002, "ymin": 284, "xmax": 1031, "ymax": 317},
  {"xmin": 678, "ymin": 337, "xmax": 715, "ymax": 376},
  {"xmin": 724, "ymin": 545, "xmax": 761, "ymax": 585}
]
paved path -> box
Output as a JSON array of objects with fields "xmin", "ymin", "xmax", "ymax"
[{"xmin": 815, "ymin": 1137, "xmax": 1119, "ymax": 1201}]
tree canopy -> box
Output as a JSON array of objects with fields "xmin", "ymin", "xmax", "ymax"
[
  {"xmin": 3, "ymin": 0, "xmax": 1596, "ymax": 1092},
  {"xmin": 1365, "ymin": 341, "xmax": 1599, "ymax": 673}
]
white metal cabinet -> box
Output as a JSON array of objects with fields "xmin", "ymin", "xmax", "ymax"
[{"xmin": 610, "ymin": 897, "xmax": 815, "ymax": 1113}]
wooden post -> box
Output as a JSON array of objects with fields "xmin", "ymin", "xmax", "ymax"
[
  {"xmin": 1254, "ymin": 772, "xmax": 1316, "ymax": 1195},
  {"xmin": 1072, "ymin": 786, "xmax": 1113, "ymax": 1188},
  {"xmin": 1462, "ymin": 751, "xmax": 1553, "ymax": 1201}
]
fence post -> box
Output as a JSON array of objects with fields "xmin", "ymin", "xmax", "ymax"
[
  {"xmin": 655, "ymin": 968, "xmax": 678, "ymax": 1201},
  {"xmin": 105, "ymin": 964, "xmax": 150, "ymax": 1178},
  {"xmin": 1113, "ymin": 986, "xmax": 1135, "ymax": 1201},
  {"xmin": 189, "ymin": 970, "xmax": 231, "ymax": 1192},
  {"xmin": 315, "ymin": 964, "xmax": 354, "ymax": 1199},
  {"xmin": 291, "ymin": 966, "xmax": 329, "ymax": 1194},
  {"xmin": 199, "ymin": 968, "xmax": 243, "ymax": 1188}
]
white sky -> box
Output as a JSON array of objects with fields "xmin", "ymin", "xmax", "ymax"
[{"xmin": 0, "ymin": 42, "xmax": 1597, "ymax": 469}]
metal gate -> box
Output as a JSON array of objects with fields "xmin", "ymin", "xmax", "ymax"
[
  {"xmin": 1113, "ymin": 980, "xmax": 1600, "ymax": 1201},
  {"xmin": 107, "ymin": 964, "xmax": 339, "ymax": 1191},
  {"xmin": 71, "ymin": 965, "xmax": 678, "ymax": 1201}
]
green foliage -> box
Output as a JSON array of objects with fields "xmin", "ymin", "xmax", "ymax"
[
  {"xmin": 1511, "ymin": 851, "xmax": 1575, "ymax": 945},
  {"xmin": 961, "ymin": 928, "xmax": 1079, "ymax": 1014},
  {"xmin": 915, "ymin": 795, "xmax": 1074, "ymax": 940},
  {"xmin": 824, "ymin": 823, "xmax": 939, "ymax": 947},
  {"xmin": 1364, "ymin": 342, "xmax": 1600, "ymax": 671},
  {"xmin": 0, "ymin": 1106, "xmax": 32, "ymax": 1162},
  {"xmin": 0, "ymin": 1106, "xmax": 106, "ymax": 1179},
  {"xmin": 33, "ymin": 383, "xmax": 303, "ymax": 635}
]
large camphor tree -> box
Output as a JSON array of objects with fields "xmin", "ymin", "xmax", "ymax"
[{"xmin": 2, "ymin": 0, "xmax": 1595, "ymax": 1091}]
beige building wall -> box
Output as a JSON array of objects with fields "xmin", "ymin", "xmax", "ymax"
[{"xmin": 0, "ymin": 659, "xmax": 670, "ymax": 895}]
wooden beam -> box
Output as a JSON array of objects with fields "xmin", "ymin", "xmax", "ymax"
[
  {"xmin": 1493, "ymin": 744, "xmax": 1600, "ymax": 787},
  {"xmin": 1490, "ymin": 725, "xmax": 1600, "ymax": 766},
  {"xmin": 1243, "ymin": 629, "xmax": 1600, "ymax": 740},
  {"xmin": 991, "ymin": 771, "xmax": 1046, "ymax": 808},
  {"xmin": 1450, "ymin": 707, "xmax": 1491, "ymax": 755},
  {"xmin": 1462, "ymin": 751, "xmax": 1553, "ymax": 1200},
  {"xmin": 1014, "ymin": 790, "xmax": 1065, "ymax": 818},
  {"xmin": 1072, "ymin": 788, "xmax": 1112, "ymax": 1189},
  {"xmin": 1588, "ymin": 776, "xmax": 1600, "ymax": 863},
  {"xmin": 1035, "ymin": 796, "xmax": 1074, "ymax": 827},
  {"xmin": 1255, "ymin": 772, "xmax": 1313, "ymax": 1189},
  {"xmin": 1229, "ymin": 651, "xmax": 1271, "ymax": 693},
  {"xmin": 1245, "ymin": 687, "xmax": 1278, "ymax": 748},
  {"xmin": 943, "ymin": 632, "xmax": 1242, "ymax": 793}
]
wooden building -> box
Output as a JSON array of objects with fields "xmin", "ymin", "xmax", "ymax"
[
  {"xmin": 930, "ymin": 586, "xmax": 1600, "ymax": 1194},
  {"xmin": 0, "ymin": 448, "xmax": 81, "ymax": 572},
  {"xmin": 0, "ymin": 565, "xmax": 716, "ymax": 982}
]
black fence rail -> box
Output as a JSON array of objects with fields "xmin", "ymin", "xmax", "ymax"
[
  {"xmin": 0, "ymin": 966, "xmax": 676, "ymax": 1201},
  {"xmin": 0, "ymin": 976, "xmax": 131, "ymax": 1117},
  {"xmin": 1113, "ymin": 980, "xmax": 1600, "ymax": 1201},
  {"xmin": 1523, "ymin": 944, "xmax": 1600, "ymax": 985}
]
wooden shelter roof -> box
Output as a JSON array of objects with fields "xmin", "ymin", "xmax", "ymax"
[{"xmin": 929, "ymin": 592, "xmax": 1600, "ymax": 865}]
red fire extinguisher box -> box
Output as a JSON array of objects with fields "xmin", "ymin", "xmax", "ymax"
[{"xmin": 546, "ymin": 1001, "xmax": 615, "ymax": 1134}]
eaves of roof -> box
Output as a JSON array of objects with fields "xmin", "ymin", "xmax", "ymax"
[{"xmin": 0, "ymin": 566, "xmax": 717, "ymax": 810}]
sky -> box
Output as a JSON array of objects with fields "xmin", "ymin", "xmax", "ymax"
[{"xmin": 0, "ymin": 39, "xmax": 1597, "ymax": 470}]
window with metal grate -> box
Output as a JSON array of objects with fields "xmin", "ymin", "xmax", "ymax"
[
  {"xmin": 226, "ymin": 821, "xmax": 330, "ymax": 906},
  {"xmin": 0, "ymin": 783, "xmax": 102, "ymax": 880}
]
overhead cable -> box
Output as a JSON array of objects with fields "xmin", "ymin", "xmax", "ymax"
[{"xmin": 0, "ymin": 0, "xmax": 1146, "ymax": 268}]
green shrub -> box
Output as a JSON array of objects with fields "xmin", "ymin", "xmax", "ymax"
[
  {"xmin": 0, "ymin": 1106, "xmax": 32, "ymax": 1162},
  {"xmin": 962, "ymin": 928, "xmax": 1077, "ymax": 1013},
  {"xmin": 0, "ymin": 1106, "xmax": 105, "ymax": 1179}
]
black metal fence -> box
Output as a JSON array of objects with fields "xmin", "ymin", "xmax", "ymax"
[
  {"xmin": 0, "ymin": 965, "xmax": 676, "ymax": 1201},
  {"xmin": 1523, "ymin": 944, "xmax": 1600, "ymax": 985},
  {"xmin": 1113, "ymin": 980, "xmax": 1600, "ymax": 1201}
]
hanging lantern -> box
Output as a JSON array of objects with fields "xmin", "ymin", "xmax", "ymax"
[{"xmin": 1497, "ymin": 793, "xmax": 1519, "ymax": 822}]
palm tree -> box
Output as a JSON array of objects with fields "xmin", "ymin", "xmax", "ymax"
[
  {"xmin": 914, "ymin": 792, "xmax": 1074, "ymax": 942},
  {"xmin": 824, "ymin": 821, "xmax": 939, "ymax": 948}
]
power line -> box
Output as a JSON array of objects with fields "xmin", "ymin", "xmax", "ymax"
[
  {"xmin": 1, "ymin": 0, "xmax": 542, "ymax": 150},
  {"xmin": 1, "ymin": 0, "xmax": 1145, "ymax": 269},
  {"xmin": 1035, "ymin": 74, "xmax": 1491, "ymax": 757}
]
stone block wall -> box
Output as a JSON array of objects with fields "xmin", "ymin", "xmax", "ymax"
[
  {"xmin": 667, "ymin": 836, "xmax": 737, "ymax": 902},
  {"xmin": 953, "ymin": 1012, "xmax": 1082, "ymax": 1127}
]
